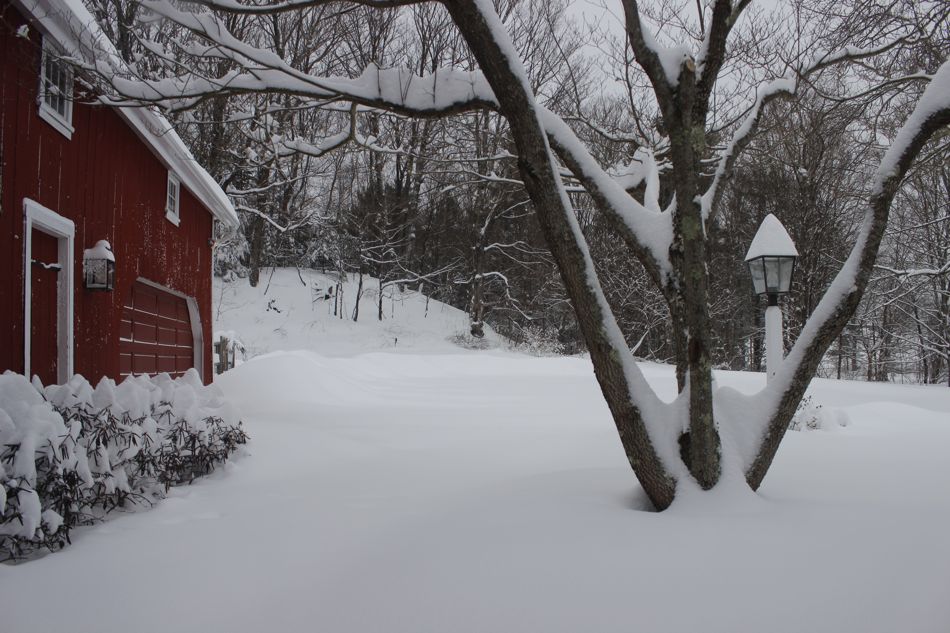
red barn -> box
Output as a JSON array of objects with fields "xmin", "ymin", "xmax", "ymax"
[{"xmin": 0, "ymin": 0, "xmax": 239, "ymax": 386}]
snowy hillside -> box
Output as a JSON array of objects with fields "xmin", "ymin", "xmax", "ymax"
[{"xmin": 213, "ymin": 268, "xmax": 504, "ymax": 358}]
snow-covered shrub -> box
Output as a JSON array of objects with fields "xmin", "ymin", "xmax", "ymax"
[
  {"xmin": 0, "ymin": 370, "xmax": 246, "ymax": 562},
  {"xmin": 513, "ymin": 325, "xmax": 565, "ymax": 357},
  {"xmin": 789, "ymin": 396, "xmax": 851, "ymax": 432},
  {"xmin": 450, "ymin": 331, "xmax": 495, "ymax": 350}
]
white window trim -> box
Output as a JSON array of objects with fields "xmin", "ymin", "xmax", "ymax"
[
  {"xmin": 165, "ymin": 171, "xmax": 181, "ymax": 226},
  {"xmin": 38, "ymin": 38, "xmax": 74, "ymax": 140},
  {"xmin": 23, "ymin": 198, "xmax": 75, "ymax": 384},
  {"xmin": 135, "ymin": 278, "xmax": 204, "ymax": 378}
]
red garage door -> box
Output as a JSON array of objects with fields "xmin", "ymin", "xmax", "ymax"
[{"xmin": 119, "ymin": 281, "xmax": 195, "ymax": 378}]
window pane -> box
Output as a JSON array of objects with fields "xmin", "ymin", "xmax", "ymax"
[
  {"xmin": 167, "ymin": 179, "xmax": 178, "ymax": 215},
  {"xmin": 42, "ymin": 49, "xmax": 72, "ymax": 122},
  {"xmin": 56, "ymin": 65, "xmax": 68, "ymax": 115}
]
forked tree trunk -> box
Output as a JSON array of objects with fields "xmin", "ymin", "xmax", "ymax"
[
  {"xmin": 447, "ymin": 2, "xmax": 677, "ymax": 509},
  {"xmin": 448, "ymin": 1, "xmax": 950, "ymax": 509}
]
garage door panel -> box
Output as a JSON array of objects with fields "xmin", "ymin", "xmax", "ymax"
[
  {"xmin": 119, "ymin": 317, "xmax": 133, "ymax": 341},
  {"xmin": 158, "ymin": 325, "xmax": 178, "ymax": 346},
  {"xmin": 120, "ymin": 281, "xmax": 197, "ymax": 379},
  {"xmin": 133, "ymin": 321, "xmax": 158, "ymax": 344},
  {"xmin": 176, "ymin": 328, "xmax": 194, "ymax": 347},
  {"xmin": 132, "ymin": 352, "xmax": 158, "ymax": 374},
  {"xmin": 134, "ymin": 289, "xmax": 157, "ymax": 315},
  {"xmin": 119, "ymin": 352, "xmax": 132, "ymax": 375},
  {"xmin": 157, "ymin": 294, "xmax": 179, "ymax": 319},
  {"xmin": 157, "ymin": 355, "xmax": 178, "ymax": 373}
]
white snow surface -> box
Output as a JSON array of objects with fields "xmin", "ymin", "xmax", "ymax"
[
  {"xmin": 4, "ymin": 270, "xmax": 950, "ymax": 631},
  {"xmin": 745, "ymin": 213, "xmax": 799, "ymax": 260},
  {"xmin": 212, "ymin": 268, "xmax": 504, "ymax": 357},
  {"xmin": 4, "ymin": 271, "xmax": 950, "ymax": 631}
]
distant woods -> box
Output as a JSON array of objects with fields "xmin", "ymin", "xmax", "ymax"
[{"xmin": 84, "ymin": 0, "xmax": 949, "ymax": 386}]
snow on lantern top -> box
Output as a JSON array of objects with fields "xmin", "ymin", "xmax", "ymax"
[
  {"xmin": 745, "ymin": 215, "xmax": 798, "ymax": 299},
  {"xmin": 83, "ymin": 240, "xmax": 115, "ymax": 291},
  {"xmin": 745, "ymin": 214, "xmax": 799, "ymax": 261},
  {"xmin": 84, "ymin": 240, "xmax": 116, "ymax": 262}
]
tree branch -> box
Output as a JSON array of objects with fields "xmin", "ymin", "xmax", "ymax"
[{"xmin": 747, "ymin": 58, "xmax": 950, "ymax": 490}]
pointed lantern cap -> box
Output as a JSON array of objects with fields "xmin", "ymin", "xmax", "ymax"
[
  {"xmin": 745, "ymin": 214, "xmax": 798, "ymax": 297},
  {"xmin": 745, "ymin": 214, "xmax": 799, "ymax": 261}
]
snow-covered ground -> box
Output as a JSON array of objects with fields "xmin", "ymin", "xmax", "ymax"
[{"xmin": 3, "ymin": 273, "xmax": 950, "ymax": 633}]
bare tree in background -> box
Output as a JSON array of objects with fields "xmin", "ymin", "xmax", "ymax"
[{"xmin": 76, "ymin": 0, "xmax": 950, "ymax": 509}]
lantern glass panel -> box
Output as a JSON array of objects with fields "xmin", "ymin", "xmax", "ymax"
[
  {"xmin": 84, "ymin": 258, "xmax": 114, "ymax": 290},
  {"xmin": 763, "ymin": 257, "xmax": 782, "ymax": 293},
  {"xmin": 87, "ymin": 259, "xmax": 105, "ymax": 287},
  {"xmin": 778, "ymin": 256, "xmax": 794, "ymax": 293},
  {"xmin": 748, "ymin": 258, "xmax": 766, "ymax": 295}
]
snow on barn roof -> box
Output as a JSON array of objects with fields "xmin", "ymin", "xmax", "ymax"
[
  {"xmin": 14, "ymin": 0, "xmax": 239, "ymax": 230},
  {"xmin": 745, "ymin": 214, "xmax": 799, "ymax": 261}
]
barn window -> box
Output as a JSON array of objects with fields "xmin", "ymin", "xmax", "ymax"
[
  {"xmin": 38, "ymin": 38, "xmax": 74, "ymax": 139},
  {"xmin": 166, "ymin": 172, "xmax": 181, "ymax": 226}
]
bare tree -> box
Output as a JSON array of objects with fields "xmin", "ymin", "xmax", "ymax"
[{"xmin": 77, "ymin": 0, "xmax": 949, "ymax": 508}]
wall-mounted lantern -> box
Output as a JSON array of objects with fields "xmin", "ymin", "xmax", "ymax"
[{"xmin": 83, "ymin": 240, "xmax": 115, "ymax": 291}]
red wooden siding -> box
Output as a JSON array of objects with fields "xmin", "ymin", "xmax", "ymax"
[{"xmin": 0, "ymin": 2, "xmax": 216, "ymax": 384}]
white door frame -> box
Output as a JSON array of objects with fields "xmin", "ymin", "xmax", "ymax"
[
  {"xmin": 135, "ymin": 277, "xmax": 204, "ymax": 377},
  {"xmin": 23, "ymin": 198, "xmax": 75, "ymax": 383}
]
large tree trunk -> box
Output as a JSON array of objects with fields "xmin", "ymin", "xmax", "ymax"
[
  {"xmin": 664, "ymin": 96, "xmax": 720, "ymax": 490},
  {"xmin": 446, "ymin": 2, "xmax": 676, "ymax": 509},
  {"xmin": 247, "ymin": 214, "xmax": 265, "ymax": 288}
]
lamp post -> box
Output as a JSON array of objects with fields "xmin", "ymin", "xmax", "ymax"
[{"xmin": 745, "ymin": 214, "xmax": 798, "ymax": 382}]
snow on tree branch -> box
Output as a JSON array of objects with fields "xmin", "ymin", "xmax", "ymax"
[
  {"xmin": 88, "ymin": 1, "xmax": 498, "ymax": 118},
  {"xmin": 701, "ymin": 38, "xmax": 925, "ymax": 226},
  {"xmin": 875, "ymin": 262, "xmax": 950, "ymax": 278},
  {"xmin": 540, "ymin": 107, "xmax": 673, "ymax": 277},
  {"xmin": 184, "ymin": 0, "xmax": 426, "ymax": 14}
]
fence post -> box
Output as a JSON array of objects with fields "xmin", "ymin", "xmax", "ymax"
[{"xmin": 215, "ymin": 336, "xmax": 230, "ymax": 375}]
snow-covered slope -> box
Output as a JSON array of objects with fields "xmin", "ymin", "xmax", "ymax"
[{"xmin": 213, "ymin": 268, "xmax": 503, "ymax": 357}]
